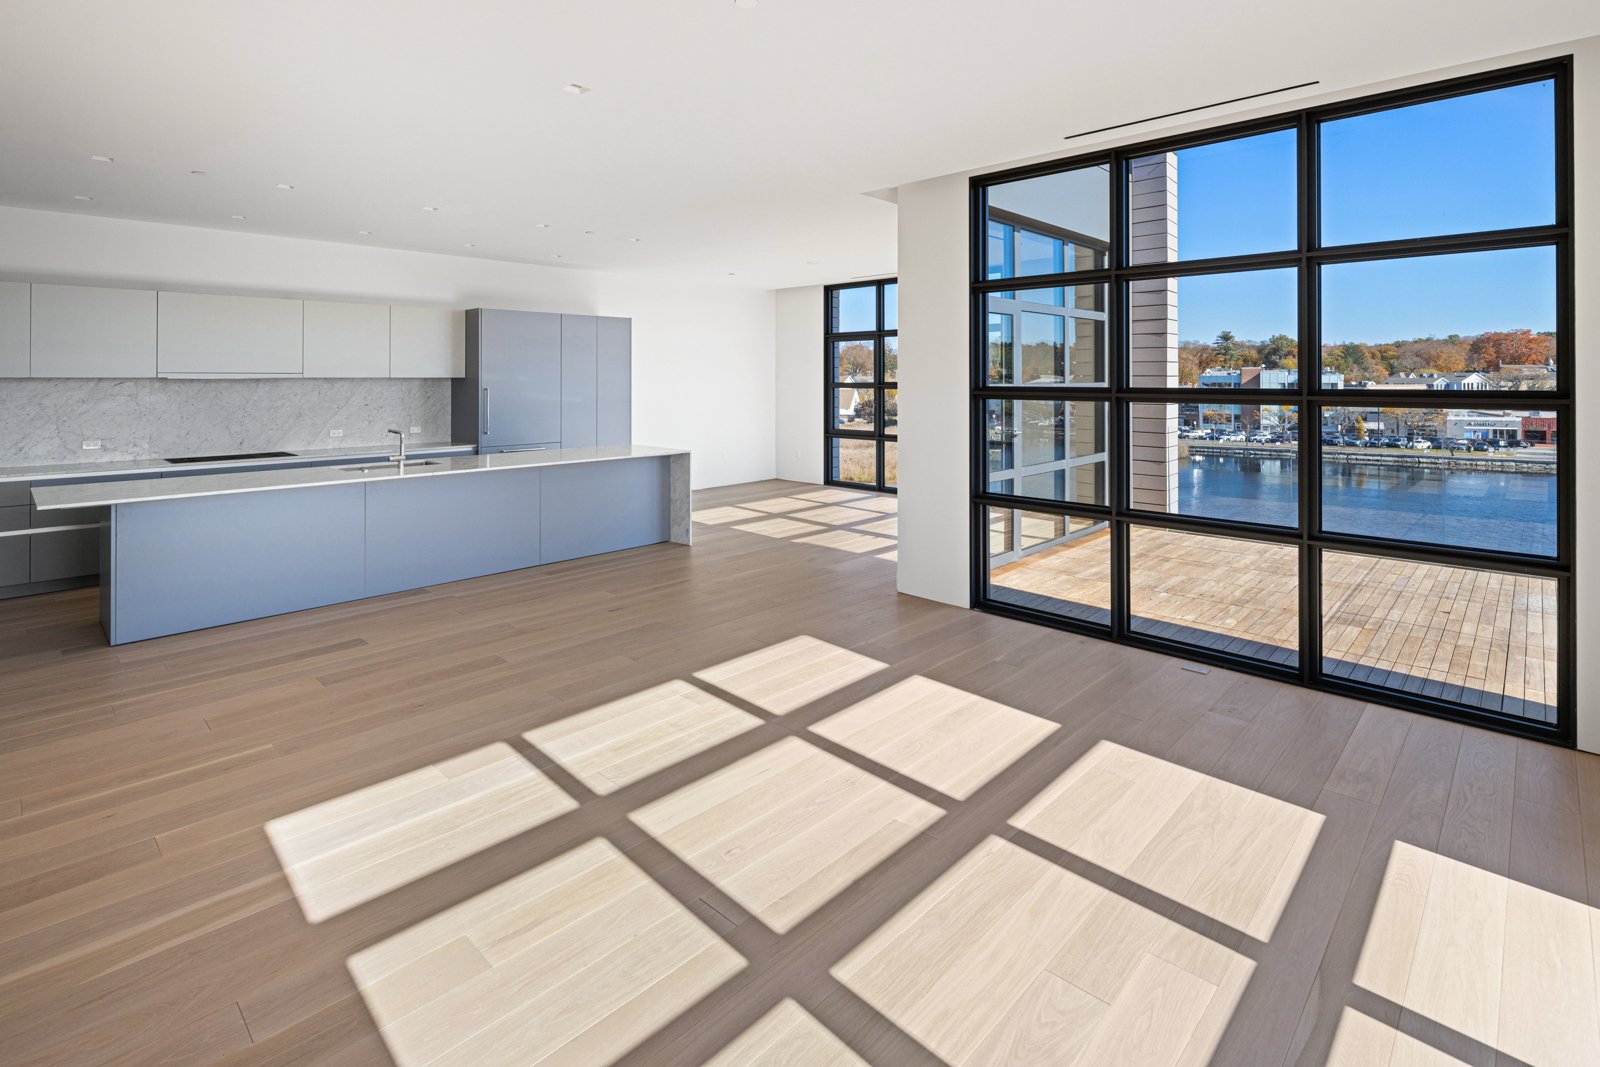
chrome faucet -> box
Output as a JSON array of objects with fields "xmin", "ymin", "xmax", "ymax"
[{"xmin": 387, "ymin": 428, "xmax": 407, "ymax": 467}]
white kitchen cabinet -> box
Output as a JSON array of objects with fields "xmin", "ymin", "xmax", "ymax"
[
  {"xmin": 303, "ymin": 300, "xmax": 390, "ymax": 378},
  {"xmin": 157, "ymin": 291, "xmax": 303, "ymax": 376},
  {"xmin": 389, "ymin": 306, "xmax": 465, "ymax": 378},
  {"xmin": 31, "ymin": 284, "xmax": 157, "ymax": 378},
  {"xmin": 0, "ymin": 282, "xmax": 28, "ymax": 377}
]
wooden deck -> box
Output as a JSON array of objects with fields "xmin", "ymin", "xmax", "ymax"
[
  {"xmin": 0, "ymin": 479, "xmax": 1593, "ymax": 1066},
  {"xmin": 990, "ymin": 524, "xmax": 1559, "ymax": 721}
]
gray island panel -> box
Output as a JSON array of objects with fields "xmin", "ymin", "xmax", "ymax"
[
  {"xmin": 540, "ymin": 457, "xmax": 668, "ymax": 564},
  {"xmin": 366, "ymin": 466, "xmax": 542, "ymax": 595},
  {"xmin": 110, "ymin": 484, "xmax": 366, "ymax": 644}
]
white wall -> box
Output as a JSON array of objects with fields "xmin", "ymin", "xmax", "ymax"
[
  {"xmin": 0, "ymin": 206, "xmax": 776, "ymax": 490},
  {"xmin": 774, "ymin": 285, "xmax": 824, "ymax": 484},
  {"xmin": 895, "ymin": 173, "xmax": 972, "ymax": 607},
  {"xmin": 894, "ymin": 35, "xmax": 1600, "ymax": 751}
]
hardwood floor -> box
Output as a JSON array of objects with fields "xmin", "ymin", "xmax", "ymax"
[{"xmin": 0, "ymin": 478, "xmax": 1596, "ymax": 1065}]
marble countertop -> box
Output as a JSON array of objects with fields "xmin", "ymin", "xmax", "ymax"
[
  {"xmin": 32, "ymin": 445, "xmax": 690, "ymax": 510},
  {"xmin": 0, "ymin": 443, "xmax": 476, "ymax": 484}
]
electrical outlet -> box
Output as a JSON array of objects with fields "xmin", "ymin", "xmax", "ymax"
[
  {"xmin": 409, "ymin": 425, "xmax": 421, "ymax": 435},
  {"xmin": 82, "ymin": 439, "xmax": 102, "ymax": 450},
  {"xmin": 329, "ymin": 428, "xmax": 344, "ymax": 438}
]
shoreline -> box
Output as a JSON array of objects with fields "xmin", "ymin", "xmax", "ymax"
[{"xmin": 1184, "ymin": 442, "xmax": 1555, "ymax": 473}]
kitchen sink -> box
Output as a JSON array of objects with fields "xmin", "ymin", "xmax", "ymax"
[{"xmin": 338, "ymin": 460, "xmax": 443, "ymax": 473}]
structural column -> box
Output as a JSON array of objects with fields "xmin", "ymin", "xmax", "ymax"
[{"xmin": 1126, "ymin": 153, "xmax": 1180, "ymax": 512}]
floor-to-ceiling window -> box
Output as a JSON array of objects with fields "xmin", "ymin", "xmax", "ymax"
[
  {"xmin": 971, "ymin": 61, "xmax": 1572, "ymax": 742},
  {"xmin": 825, "ymin": 279, "xmax": 898, "ymax": 491}
]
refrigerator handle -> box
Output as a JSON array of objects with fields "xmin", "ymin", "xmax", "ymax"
[{"xmin": 483, "ymin": 387, "xmax": 491, "ymax": 436}]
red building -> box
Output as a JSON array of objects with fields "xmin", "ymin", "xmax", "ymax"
[{"xmin": 1521, "ymin": 413, "xmax": 1559, "ymax": 446}]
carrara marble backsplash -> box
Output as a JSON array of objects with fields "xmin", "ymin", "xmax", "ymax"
[{"xmin": 0, "ymin": 378, "xmax": 451, "ymax": 464}]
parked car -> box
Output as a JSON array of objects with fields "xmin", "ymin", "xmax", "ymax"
[
  {"xmin": 1469, "ymin": 439, "xmax": 1493, "ymax": 452},
  {"xmin": 1408, "ymin": 438, "xmax": 1432, "ymax": 450}
]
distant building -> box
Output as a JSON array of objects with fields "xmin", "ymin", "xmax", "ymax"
[
  {"xmin": 1197, "ymin": 367, "xmax": 1343, "ymax": 389},
  {"xmin": 1387, "ymin": 371, "xmax": 1493, "ymax": 390},
  {"xmin": 1521, "ymin": 412, "xmax": 1558, "ymax": 445},
  {"xmin": 1444, "ymin": 410, "xmax": 1523, "ymax": 442},
  {"xmin": 1496, "ymin": 363, "xmax": 1556, "ymax": 390}
]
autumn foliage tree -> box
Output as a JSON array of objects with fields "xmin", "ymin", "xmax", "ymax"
[{"xmin": 1469, "ymin": 329, "xmax": 1553, "ymax": 367}]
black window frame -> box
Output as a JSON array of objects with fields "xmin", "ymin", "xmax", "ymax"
[
  {"xmin": 968, "ymin": 58, "xmax": 1575, "ymax": 746},
  {"xmin": 825, "ymin": 279, "xmax": 898, "ymax": 492}
]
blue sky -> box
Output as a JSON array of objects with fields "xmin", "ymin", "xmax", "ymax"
[{"xmin": 1168, "ymin": 79, "xmax": 1557, "ymax": 343}]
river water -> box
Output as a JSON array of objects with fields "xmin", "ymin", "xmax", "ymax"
[{"xmin": 1176, "ymin": 453, "xmax": 1557, "ymax": 557}]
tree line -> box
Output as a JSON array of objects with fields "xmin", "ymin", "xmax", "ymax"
[{"xmin": 1180, "ymin": 328, "xmax": 1553, "ymax": 385}]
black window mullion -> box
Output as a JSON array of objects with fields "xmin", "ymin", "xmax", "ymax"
[{"xmin": 824, "ymin": 279, "xmax": 899, "ymax": 493}]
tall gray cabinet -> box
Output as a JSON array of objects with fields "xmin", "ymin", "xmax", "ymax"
[{"xmin": 453, "ymin": 309, "xmax": 631, "ymax": 454}]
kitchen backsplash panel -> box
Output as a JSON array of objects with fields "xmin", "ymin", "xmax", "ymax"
[{"xmin": 0, "ymin": 378, "xmax": 451, "ymax": 464}]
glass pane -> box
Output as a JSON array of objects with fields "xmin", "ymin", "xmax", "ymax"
[
  {"xmin": 1128, "ymin": 269, "xmax": 1300, "ymax": 389},
  {"xmin": 883, "ymin": 388, "xmax": 897, "ymax": 436},
  {"xmin": 1320, "ymin": 79, "xmax": 1556, "ymax": 246},
  {"xmin": 1131, "ymin": 403, "xmax": 1298, "ymax": 526},
  {"xmin": 883, "ymin": 441, "xmax": 898, "ymax": 489},
  {"xmin": 831, "ymin": 339, "xmax": 876, "ymax": 383},
  {"xmin": 1320, "ymin": 248, "xmax": 1556, "ymax": 391},
  {"xmin": 1130, "ymin": 526, "xmax": 1299, "ymax": 665},
  {"xmin": 985, "ymin": 285, "xmax": 1106, "ymax": 386},
  {"xmin": 1322, "ymin": 551, "xmax": 1557, "ymax": 722},
  {"xmin": 984, "ymin": 399, "xmax": 1107, "ymax": 504},
  {"xmin": 831, "ymin": 388, "xmax": 875, "ymax": 433},
  {"xmin": 831, "ymin": 438, "xmax": 877, "ymax": 485},
  {"xmin": 883, "ymin": 335, "xmax": 899, "ymax": 381},
  {"xmin": 1127, "ymin": 129, "xmax": 1296, "ymax": 264},
  {"xmin": 830, "ymin": 285, "xmax": 877, "ymax": 333},
  {"xmin": 986, "ymin": 507, "xmax": 1111, "ymax": 626},
  {"xmin": 1320, "ymin": 407, "xmax": 1557, "ymax": 556},
  {"xmin": 985, "ymin": 165, "xmax": 1110, "ymax": 279},
  {"xmin": 883, "ymin": 283, "xmax": 898, "ymax": 331}
]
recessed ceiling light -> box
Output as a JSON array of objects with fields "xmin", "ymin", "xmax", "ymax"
[
  {"xmin": 190, "ymin": 170, "xmax": 207, "ymax": 176},
  {"xmin": 421, "ymin": 206, "xmax": 439, "ymax": 212},
  {"xmin": 230, "ymin": 214, "xmax": 247, "ymax": 220},
  {"xmin": 727, "ymin": 272, "xmax": 737, "ymax": 277},
  {"xmin": 629, "ymin": 237, "xmax": 642, "ymax": 243},
  {"xmin": 535, "ymin": 223, "xmax": 550, "ymax": 229},
  {"xmin": 552, "ymin": 253, "xmax": 564, "ymax": 259},
  {"xmin": 562, "ymin": 84, "xmax": 591, "ymax": 96},
  {"xmin": 275, "ymin": 183, "xmax": 295, "ymax": 191},
  {"xmin": 356, "ymin": 230, "xmax": 371, "ymax": 236},
  {"xmin": 90, "ymin": 154, "xmax": 114, "ymax": 163},
  {"xmin": 73, "ymin": 194, "xmax": 94, "ymax": 201},
  {"xmin": 463, "ymin": 243, "xmax": 475, "ymax": 248}
]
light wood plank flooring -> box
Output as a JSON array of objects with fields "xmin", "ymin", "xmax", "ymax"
[{"xmin": 0, "ymin": 478, "xmax": 1596, "ymax": 1066}]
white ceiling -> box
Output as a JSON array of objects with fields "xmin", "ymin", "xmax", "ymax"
[{"xmin": 0, "ymin": 1, "xmax": 1594, "ymax": 290}]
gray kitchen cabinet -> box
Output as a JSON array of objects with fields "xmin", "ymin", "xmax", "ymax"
[
  {"xmin": 390, "ymin": 306, "xmax": 465, "ymax": 378},
  {"xmin": 0, "ymin": 505, "xmax": 29, "ymax": 586},
  {"xmin": 303, "ymin": 300, "xmax": 390, "ymax": 378},
  {"xmin": 30, "ymin": 527, "xmax": 98, "ymax": 583},
  {"xmin": 0, "ymin": 281, "xmax": 29, "ymax": 378},
  {"xmin": 157, "ymin": 291, "xmax": 304, "ymax": 376},
  {"xmin": 456, "ymin": 309, "xmax": 563, "ymax": 451},
  {"xmin": 31, "ymin": 284, "xmax": 157, "ymax": 378},
  {"xmin": 560, "ymin": 315, "xmax": 598, "ymax": 449},
  {"xmin": 596, "ymin": 316, "xmax": 632, "ymax": 446}
]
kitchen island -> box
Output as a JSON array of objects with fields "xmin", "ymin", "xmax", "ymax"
[{"xmin": 31, "ymin": 445, "xmax": 690, "ymax": 644}]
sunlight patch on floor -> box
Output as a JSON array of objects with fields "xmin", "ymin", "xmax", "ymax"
[
  {"xmin": 694, "ymin": 635, "xmax": 887, "ymax": 715},
  {"xmin": 266, "ymin": 742, "xmax": 577, "ymax": 922},
  {"xmin": 630, "ymin": 735, "xmax": 942, "ymax": 932},
  {"xmin": 1010, "ymin": 740, "xmax": 1323, "ymax": 942},
  {"xmin": 732, "ymin": 516, "xmax": 827, "ymax": 539},
  {"xmin": 348, "ymin": 837, "xmax": 745, "ymax": 1067},
  {"xmin": 525, "ymin": 679, "xmax": 762, "ymax": 795},
  {"xmin": 834, "ymin": 833, "xmax": 1255, "ymax": 1066},
  {"xmin": 795, "ymin": 528, "xmax": 896, "ymax": 554},
  {"xmin": 812, "ymin": 676, "xmax": 1058, "ymax": 800},
  {"xmin": 692, "ymin": 504, "xmax": 766, "ymax": 525},
  {"xmin": 1352, "ymin": 840, "xmax": 1600, "ymax": 1065},
  {"xmin": 704, "ymin": 999, "xmax": 868, "ymax": 1066},
  {"xmin": 791, "ymin": 504, "xmax": 884, "ymax": 527}
]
